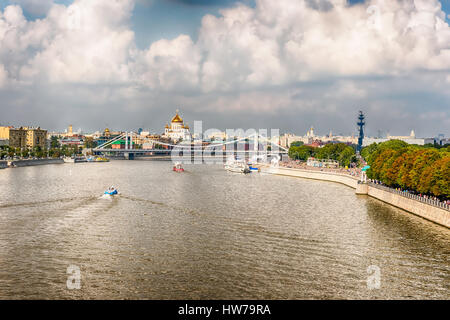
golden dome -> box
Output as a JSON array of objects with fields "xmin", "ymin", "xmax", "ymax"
[
  {"xmin": 171, "ymin": 111, "xmax": 183, "ymax": 123},
  {"xmin": 105, "ymin": 128, "xmax": 110, "ymax": 132},
  {"xmin": 165, "ymin": 123, "xmax": 169, "ymax": 128}
]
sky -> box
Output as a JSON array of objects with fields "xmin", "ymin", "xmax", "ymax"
[{"xmin": 0, "ymin": 0, "xmax": 449, "ymax": 137}]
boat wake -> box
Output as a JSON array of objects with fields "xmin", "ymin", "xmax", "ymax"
[
  {"xmin": 119, "ymin": 194, "xmax": 204, "ymax": 217},
  {"xmin": 0, "ymin": 196, "xmax": 97, "ymax": 210},
  {"xmin": 100, "ymin": 193, "xmax": 116, "ymax": 200},
  {"xmin": 40, "ymin": 195, "xmax": 119, "ymax": 235}
]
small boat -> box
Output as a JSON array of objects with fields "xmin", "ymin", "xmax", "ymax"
[
  {"xmin": 95, "ymin": 156, "xmax": 110, "ymax": 162},
  {"xmin": 64, "ymin": 156, "xmax": 87, "ymax": 163},
  {"xmin": 63, "ymin": 157, "xmax": 75, "ymax": 163},
  {"xmin": 173, "ymin": 163, "xmax": 185, "ymax": 172},
  {"xmin": 227, "ymin": 161, "xmax": 251, "ymax": 174},
  {"xmin": 224, "ymin": 156, "xmax": 237, "ymax": 170},
  {"xmin": 104, "ymin": 187, "xmax": 118, "ymax": 196}
]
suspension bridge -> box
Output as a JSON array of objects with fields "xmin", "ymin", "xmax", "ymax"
[{"xmin": 93, "ymin": 132, "xmax": 289, "ymax": 161}]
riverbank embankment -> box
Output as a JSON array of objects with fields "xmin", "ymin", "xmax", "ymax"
[
  {"xmin": 263, "ymin": 166, "xmax": 449, "ymax": 229},
  {"xmin": 7, "ymin": 158, "xmax": 64, "ymax": 167}
]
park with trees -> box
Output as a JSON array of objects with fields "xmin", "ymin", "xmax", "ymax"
[
  {"xmin": 289, "ymin": 142, "xmax": 357, "ymax": 167},
  {"xmin": 0, "ymin": 135, "xmax": 85, "ymax": 160},
  {"xmin": 361, "ymin": 140, "xmax": 449, "ymax": 200}
]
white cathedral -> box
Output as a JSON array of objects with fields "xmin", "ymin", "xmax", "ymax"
[{"xmin": 162, "ymin": 110, "xmax": 191, "ymax": 142}]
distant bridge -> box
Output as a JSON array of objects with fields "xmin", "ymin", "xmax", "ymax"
[{"xmin": 93, "ymin": 132, "xmax": 289, "ymax": 160}]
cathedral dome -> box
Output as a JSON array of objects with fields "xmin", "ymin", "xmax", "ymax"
[{"xmin": 171, "ymin": 112, "xmax": 183, "ymax": 123}]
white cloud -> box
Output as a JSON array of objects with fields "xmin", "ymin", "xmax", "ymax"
[
  {"xmin": 135, "ymin": 34, "xmax": 202, "ymax": 91},
  {"xmin": 198, "ymin": 0, "xmax": 450, "ymax": 87},
  {"xmin": 0, "ymin": 64, "xmax": 7, "ymax": 87},
  {"xmin": 1, "ymin": 0, "xmax": 449, "ymax": 90},
  {"xmin": 1, "ymin": 0, "xmax": 135, "ymax": 84},
  {"xmin": 0, "ymin": 0, "xmax": 449, "ymax": 135}
]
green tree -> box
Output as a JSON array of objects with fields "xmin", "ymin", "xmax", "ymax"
[
  {"xmin": 50, "ymin": 136, "xmax": 60, "ymax": 148},
  {"xmin": 409, "ymin": 149, "xmax": 441, "ymax": 192},
  {"xmin": 84, "ymin": 137, "xmax": 97, "ymax": 149},
  {"xmin": 364, "ymin": 140, "xmax": 449, "ymax": 199},
  {"xmin": 338, "ymin": 146, "xmax": 356, "ymax": 167},
  {"xmin": 361, "ymin": 143, "xmax": 378, "ymax": 163},
  {"xmin": 316, "ymin": 143, "xmax": 348, "ymax": 161},
  {"xmin": 290, "ymin": 141, "xmax": 304, "ymax": 147},
  {"xmin": 382, "ymin": 148, "xmax": 408, "ymax": 186},
  {"xmin": 288, "ymin": 145, "xmax": 315, "ymax": 161},
  {"xmin": 429, "ymin": 157, "xmax": 450, "ymax": 198},
  {"xmin": 396, "ymin": 149, "xmax": 425, "ymax": 189},
  {"xmin": 21, "ymin": 149, "xmax": 29, "ymax": 158}
]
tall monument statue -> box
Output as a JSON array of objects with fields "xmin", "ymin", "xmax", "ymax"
[{"xmin": 357, "ymin": 111, "xmax": 365, "ymax": 152}]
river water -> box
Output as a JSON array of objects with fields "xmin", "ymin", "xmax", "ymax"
[{"xmin": 0, "ymin": 161, "xmax": 448, "ymax": 299}]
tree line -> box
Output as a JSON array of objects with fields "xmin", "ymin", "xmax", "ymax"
[
  {"xmin": 0, "ymin": 136, "xmax": 98, "ymax": 159},
  {"xmin": 288, "ymin": 142, "xmax": 357, "ymax": 167},
  {"xmin": 361, "ymin": 140, "xmax": 449, "ymax": 199}
]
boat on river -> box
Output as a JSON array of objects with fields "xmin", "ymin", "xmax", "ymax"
[
  {"xmin": 226, "ymin": 160, "xmax": 252, "ymax": 174},
  {"xmin": 95, "ymin": 156, "xmax": 110, "ymax": 162},
  {"xmin": 225, "ymin": 157, "xmax": 258, "ymax": 174},
  {"xmin": 64, "ymin": 156, "xmax": 87, "ymax": 163},
  {"xmin": 173, "ymin": 162, "xmax": 185, "ymax": 172},
  {"xmin": 104, "ymin": 186, "xmax": 118, "ymax": 196},
  {"xmin": 86, "ymin": 156, "xmax": 110, "ymax": 162}
]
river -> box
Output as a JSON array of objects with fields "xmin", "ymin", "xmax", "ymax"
[{"xmin": 0, "ymin": 161, "xmax": 448, "ymax": 299}]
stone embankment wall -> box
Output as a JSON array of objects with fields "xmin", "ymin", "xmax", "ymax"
[
  {"xmin": 8, "ymin": 158, "xmax": 64, "ymax": 167},
  {"xmin": 267, "ymin": 166, "xmax": 359, "ymax": 189},
  {"xmin": 366, "ymin": 185, "xmax": 450, "ymax": 228},
  {"xmin": 0, "ymin": 160, "xmax": 7, "ymax": 169},
  {"xmin": 263, "ymin": 166, "xmax": 449, "ymax": 229}
]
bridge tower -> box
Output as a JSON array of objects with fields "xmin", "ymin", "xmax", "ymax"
[{"xmin": 357, "ymin": 111, "xmax": 365, "ymax": 152}]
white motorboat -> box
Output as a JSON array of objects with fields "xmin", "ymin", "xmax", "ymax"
[
  {"xmin": 64, "ymin": 156, "xmax": 87, "ymax": 163},
  {"xmin": 225, "ymin": 159, "xmax": 251, "ymax": 174}
]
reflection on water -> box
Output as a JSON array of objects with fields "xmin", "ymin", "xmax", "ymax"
[{"xmin": 0, "ymin": 161, "xmax": 448, "ymax": 299}]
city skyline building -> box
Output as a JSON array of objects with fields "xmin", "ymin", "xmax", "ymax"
[{"xmin": 0, "ymin": 126, "xmax": 47, "ymax": 149}]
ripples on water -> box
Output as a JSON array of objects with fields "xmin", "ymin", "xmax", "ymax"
[{"xmin": 0, "ymin": 161, "xmax": 448, "ymax": 299}]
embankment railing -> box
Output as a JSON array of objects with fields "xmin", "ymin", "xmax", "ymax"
[{"xmin": 367, "ymin": 182, "xmax": 450, "ymax": 212}]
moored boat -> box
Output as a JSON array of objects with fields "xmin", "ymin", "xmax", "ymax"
[
  {"xmin": 95, "ymin": 156, "xmax": 110, "ymax": 162},
  {"xmin": 226, "ymin": 161, "xmax": 252, "ymax": 174},
  {"xmin": 64, "ymin": 156, "xmax": 87, "ymax": 163}
]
